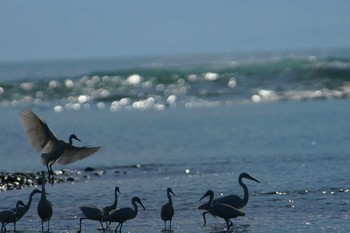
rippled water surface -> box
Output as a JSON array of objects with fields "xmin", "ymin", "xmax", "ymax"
[{"xmin": 1, "ymin": 99, "xmax": 349, "ymax": 232}]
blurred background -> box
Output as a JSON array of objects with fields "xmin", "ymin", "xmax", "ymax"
[
  {"xmin": 1, "ymin": 1, "xmax": 350, "ymax": 62},
  {"xmin": 1, "ymin": 0, "xmax": 350, "ymax": 110}
]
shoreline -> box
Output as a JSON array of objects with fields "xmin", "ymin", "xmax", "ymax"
[{"xmin": 0, "ymin": 166, "xmax": 107, "ymax": 192}]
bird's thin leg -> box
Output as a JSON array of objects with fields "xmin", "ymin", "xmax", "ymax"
[
  {"xmin": 115, "ymin": 223, "xmax": 120, "ymax": 233},
  {"xmin": 202, "ymin": 212, "xmax": 208, "ymax": 226},
  {"xmin": 13, "ymin": 222, "xmax": 16, "ymax": 232},
  {"xmin": 46, "ymin": 164, "xmax": 51, "ymax": 181},
  {"xmin": 225, "ymin": 219, "xmax": 233, "ymax": 230},
  {"xmin": 106, "ymin": 221, "xmax": 112, "ymax": 230},
  {"xmin": 47, "ymin": 220, "xmax": 50, "ymax": 232},
  {"xmin": 119, "ymin": 223, "xmax": 123, "ymax": 233},
  {"xmin": 225, "ymin": 219, "xmax": 229, "ymax": 229},
  {"xmin": 49, "ymin": 163, "xmax": 55, "ymax": 184},
  {"xmin": 170, "ymin": 220, "xmax": 172, "ymax": 230},
  {"xmin": 229, "ymin": 219, "xmax": 234, "ymax": 227},
  {"xmin": 79, "ymin": 218, "xmax": 84, "ymax": 232},
  {"xmin": 99, "ymin": 220, "xmax": 105, "ymax": 232},
  {"xmin": 163, "ymin": 221, "xmax": 166, "ymax": 230},
  {"xmin": 41, "ymin": 221, "xmax": 44, "ymax": 232}
]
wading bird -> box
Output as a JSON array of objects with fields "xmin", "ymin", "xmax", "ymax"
[
  {"xmin": 103, "ymin": 186, "xmax": 121, "ymax": 229},
  {"xmin": 37, "ymin": 171, "xmax": 53, "ymax": 232},
  {"xmin": 199, "ymin": 190, "xmax": 245, "ymax": 230},
  {"xmin": 0, "ymin": 201, "xmax": 26, "ymax": 233},
  {"xmin": 102, "ymin": 197, "xmax": 146, "ymax": 233},
  {"xmin": 161, "ymin": 187, "xmax": 175, "ymax": 231},
  {"xmin": 198, "ymin": 172, "xmax": 259, "ymax": 224},
  {"xmin": 19, "ymin": 108, "xmax": 101, "ymax": 184},
  {"xmin": 12, "ymin": 189, "xmax": 42, "ymax": 231},
  {"xmin": 78, "ymin": 205, "xmax": 105, "ymax": 232}
]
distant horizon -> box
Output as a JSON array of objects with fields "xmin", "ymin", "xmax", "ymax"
[{"xmin": 1, "ymin": 46, "xmax": 350, "ymax": 64}]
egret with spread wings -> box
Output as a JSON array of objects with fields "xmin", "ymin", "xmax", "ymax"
[{"xmin": 20, "ymin": 108, "xmax": 101, "ymax": 184}]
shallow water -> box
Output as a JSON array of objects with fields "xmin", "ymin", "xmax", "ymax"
[{"xmin": 0, "ymin": 99, "xmax": 349, "ymax": 232}]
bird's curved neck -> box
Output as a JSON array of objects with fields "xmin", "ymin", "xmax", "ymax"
[
  {"xmin": 167, "ymin": 191, "xmax": 173, "ymax": 205},
  {"xmin": 68, "ymin": 135, "xmax": 74, "ymax": 145},
  {"xmin": 26, "ymin": 192, "xmax": 36, "ymax": 208},
  {"xmin": 112, "ymin": 191, "xmax": 118, "ymax": 208},
  {"xmin": 132, "ymin": 201, "xmax": 139, "ymax": 214},
  {"xmin": 239, "ymin": 177, "xmax": 249, "ymax": 207},
  {"xmin": 41, "ymin": 182, "xmax": 47, "ymax": 200},
  {"xmin": 208, "ymin": 193, "xmax": 214, "ymax": 208}
]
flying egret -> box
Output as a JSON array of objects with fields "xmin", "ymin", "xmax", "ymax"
[
  {"xmin": 161, "ymin": 187, "xmax": 175, "ymax": 231},
  {"xmin": 102, "ymin": 197, "xmax": 146, "ymax": 233},
  {"xmin": 103, "ymin": 186, "xmax": 121, "ymax": 229},
  {"xmin": 12, "ymin": 189, "xmax": 42, "ymax": 231},
  {"xmin": 37, "ymin": 171, "xmax": 53, "ymax": 232},
  {"xmin": 78, "ymin": 205, "xmax": 105, "ymax": 233},
  {"xmin": 19, "ymin": 108, "xmax": 101, "ymax": 184},
  {"xmin": 199, "ymin": 190, "xmax": 245, "ymax": 230},
  {"xmin": 0, "ymin": 201, "xmax": 26, "ymax": 233},
  {"xmin": 198, "ymin": 172, "xmax": 259, "ymax": 224}
]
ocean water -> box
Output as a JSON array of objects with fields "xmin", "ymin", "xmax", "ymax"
[{"xmin": 0, "ymin": 50, "xmax": 350, "ymax": 232}]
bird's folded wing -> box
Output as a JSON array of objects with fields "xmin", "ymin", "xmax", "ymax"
[
  {"xmin": 56, "ymin": 146, "xmax": 101, "ymax": 165},
  {"xmin": 19, "ymin": 109, "xmax": 58, "ymax": 151}
]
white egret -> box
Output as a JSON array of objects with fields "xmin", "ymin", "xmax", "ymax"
[
  {"xmin": 0, "ymin": 201, "xmax": 26, "ymax": 233},
  {"xmin": 199, "ymin": 190, "xmax": 245, "ymax": 230},
  {"xmin": 19, "ymin": 108, "xmax": 101, "ymax": 184},
  {"xmin": 103, "ymin": 186, "xmax": 121, "ymax": 229},
  {"xmin": 102, "ymin": 196, "xmax": 146, "ymax": 233},
  {"xmin": 78, "ymin": 205, "xmax": 105, "ymax": 232},
  {"xmin": 37, "ymin": 171, "xmax": 53, "ymax": 232},
  {"xmin": 12, "ymin": 189, "xmax": 42, "ymax": 231},
  {"xmin": 161, "ymin": 187, "xmax": 175, "ymax": 231},
  {"xmin": 198, "ymin": 172, "xmax": 259, "ymax": 224}
]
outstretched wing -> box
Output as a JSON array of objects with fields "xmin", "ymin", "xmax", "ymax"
[
  {"xmin": 19, "ymin": 108, "xmax": 58, "ymax": 151},
  {"xmin": 56, "ymin": 146, "xmax": 101, "ymax": 165}
]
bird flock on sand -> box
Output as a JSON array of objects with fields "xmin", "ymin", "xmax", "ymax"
[{"xmin": 0, "ymin": 108, "xmax": 260, "ymax": 232}]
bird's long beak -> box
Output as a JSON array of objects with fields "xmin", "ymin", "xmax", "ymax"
[
  {"xmin": 249, "ymin": 175, "xmax": 260, "ymax": 183},
  {"xmin": 199, "ymin": 193, "xmax": 207, "ymax": 201},
  {"xmin": 170, "ymin": 190, "xmax": 175, "ymax": 196},
  {"xmin": 140, "ymin": 201, "xmax": 146, "ymax": 210}
]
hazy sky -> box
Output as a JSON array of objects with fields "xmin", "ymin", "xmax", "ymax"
[{"xmin": 1, "ymin": 1, "xmax": 349, "ymax": 62}]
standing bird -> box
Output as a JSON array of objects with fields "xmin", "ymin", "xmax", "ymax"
[
  {"xmin": 79, "ymin": 186, "xmax": 121, "ymax": 232},
  {"xmin": 0, "ymin": 201, "xmax": 26, "ymax": 233},
  {"xmin": 78, "ymin": 205, "xmax": 105, "ymax": 232},
  {"xmin": 102, "ymin": 197, "xmax": 146, "ymax": 233},
  {"xmin": 199, "ymin": 190, "xmax": 245, "ymax": 230},
  {"xmin": 198, "ymin": 172, "xmax": 259, "ymax": 224},
  {"xmin": 103, "ymin": 186, "xmax": 121, "ymax": 215},
  {"xmin": 12, "ymin": 189, "xmax": 42, "ymax": 231},
  {"xmin": 103, "ymin": 186, "xmax": 121, "ymax": 229},
  {"xmin": 19, "ymin": 108, "xmax": 101, "ymax": 184},
  {"xmin": 161, "ymin": 187, "xmax": 175, "ymax": 231},
  {"xmin": 37, "ymin": 171, "xmax": 53, "ymax": 232}
]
